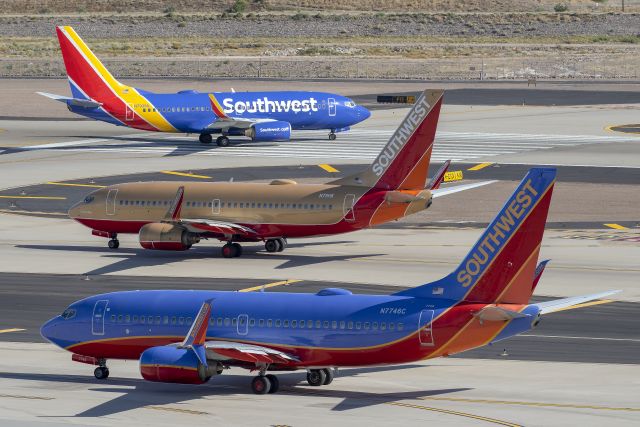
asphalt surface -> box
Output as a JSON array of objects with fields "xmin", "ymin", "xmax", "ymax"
[{"xmin": 1, "ymin": 272, "xmax": 637, "ymax": 365}]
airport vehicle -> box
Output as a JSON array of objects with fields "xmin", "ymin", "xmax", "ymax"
[
  {"xmin": 42, "ymin": 167, "xmax": 619, "ymax": 394},
  {"xmin": 68, "ymin": 89, "xmax": 493, "ymax": 257},
  {"xmin": 38, "ymin": 26, "xmax": 370, "ymax": 146}
]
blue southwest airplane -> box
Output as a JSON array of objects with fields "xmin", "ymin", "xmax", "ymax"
[
  {"xmin": 41, "ymin": 167, "xmax": 618, "ymax": 394},
  {"xmin": 37, "ymin": 26, "xmax": 371, "ymax": 147}
]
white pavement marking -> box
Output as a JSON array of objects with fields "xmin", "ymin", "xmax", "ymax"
[
  {"xmin": 21, "ymin": 130, "xmax": 638, "ymax": 162},
  {"xmin": 520, "ymin": 334, "xmax": 640, "ymax": 342}
]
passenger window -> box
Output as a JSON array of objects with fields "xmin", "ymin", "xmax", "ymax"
[
  {"xmin": 381, "ymin": 323, "xmax": 387, "ymax": 331},
  {"xmin": 347, "ymin": 321, "xmax": 354, "ymax": 329},
  {"xmin": 269, "ymin": 203, "xmax": 273, "ymax": 208},
  {"xmin": 224, "ymin": 318, "xmax": 230, "ymax": 326},
  {"xmin": 217, "ymin": 317, "xmax": 223, "ymax": 326},
  {"xmin": 275, "ymin": 319, "xmax": 281, "ymax": 327},
  {"xmin": 356, "ymin": 322, "xmax": 362, "ymax": 330},
  {"xmin": 240, "ymin": 203, "xmax": 244, "ymax": 208},
  {"xmin": 163, "ymin": 316, "xmax": 169, "ymax": 324},
  {"xmin": 179, "ymin": 317, "xmax": 184, "ymax": 325},
  {"xmin": 141, "ymin": 316, "xmax": 146, "ymax": 324},
  {"xmin": 133, "ymin": 315, "xmax": 138, "ymax": 323},
  {"xmin": 339, "ymin": 321, "xmax": 345, "ymax": 329},
  {"xmin": 232, "ymin": 318, "xmax": 237, "ymax": 326},
  {"xmin": 186, "ymin": 317, "xmax": 192, "ymax": 325},
  {"xmin": 291, "ymin": 320, "xmax": 297, "ymax": 328},
  {"xmin": 364, "ymin": 322, "xmax": 370, "ymax": 330},
  {"xmin": 117, "ymin": 315, "xmax": 123, "ymax": 323},
  {"xmin": 171, "ymin": 316, "xmax": 176, "ymax": 325},
  {"xmin": 398, "ymin": 323, "xmax": 404, "ymax": 331},
  {"xmin": 148, "ymin": 316, "xmax": 153, "ymax": 323},
  {"xmin": 331, "ymin": 321, "xmax": 337, "ymax": 329},
  {"xmin": 111, "ymin": 314, "xmax": 116, "ymax": 322},
  {"xmin": 155, "ymin": 316, "xmax": 161, "ymax": 324},
  {"xmin": 315, "ymin": 320, "xmax": 321, "ymax": 328},
  {"xmin": 283, "ymin": 320, "xmax": 289, "ymax": 328},
  {"xmin": 323, "ymin": 321, "xmax": 329, "ymax": 329},
  {"xmin": 372, "ymin": 322, "xmax": 378, "ymax": 330},
  {"xmin": 259, "ymin": 319, "xmax": 264, "ymax": 327},
  {"xmin": 389, "ymin": 323, "xmax": 395, "ymax": 331},
  {"xmin": 267, "ymin": 319, "xmax": 273, "ymax": 327},
  {"xmin": 257, "ymin": 203, "xmax": 262, "ymax": 208},
  {"xmin": 125, "ymin": 315, "xmax": 130, "ymax": 323},
  {"xmin": 249, "ymin": 319, "xmax": 256, "ymax": 327}
]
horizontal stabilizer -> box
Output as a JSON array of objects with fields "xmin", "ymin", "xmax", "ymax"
[
  {"xmin": 384, "ymin": 191, "xmax": 428, "ymax": 204},
  {"xmin": 533, "ymin": 290, "xmax": 620, "ymax": 314},
  {"xmin": 473, "ymin": 305, "xmax": 530, "ymax": 323},
  {"xmin": 431, "ymin": 180, "xmax": 496, "ymax": 198},
  {"xmin": 36, "ymin": 92, "xmax": 102, "ymax": 109}
]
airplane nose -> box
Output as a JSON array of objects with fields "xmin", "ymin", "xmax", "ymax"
[
  {"xmin": 357, "ymin": 106, "xmax": 371, "ymax": 122},
  {"xmin": 68, "ymin": 201, "xmax": 81, "ymax": 219},
  {"xmin": 40, "ymin": 317, "xmax": 59, "ymax": 343}
]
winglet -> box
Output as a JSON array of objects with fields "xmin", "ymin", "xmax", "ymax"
[
  {"xmin": 164, "ymin": 186, "xmax": 185, "ymax": 221},
  {"xmin": 531, "ymin": 259, "xmax": 550, "ymax": 292},
  {"xmin": 428, "ymin": 160, "xmax": 451, "ymax": 190},
  {"xmin": 180, "ymin": 298, "xmax": 213, "ymax": 368}
]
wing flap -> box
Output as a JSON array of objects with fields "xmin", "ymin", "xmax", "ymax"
[{"xmin": 205, "ymin": 341, "xmax": 298, "ymax": 366}]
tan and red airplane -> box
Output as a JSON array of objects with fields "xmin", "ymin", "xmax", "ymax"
[{"xmin": 69, "ymin": 90, "xmax": 494, "ymax": 257}]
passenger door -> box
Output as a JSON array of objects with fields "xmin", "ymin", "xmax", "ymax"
[
  {"xmin": 343, "ymin": 194, "xmax": 355, "ymax": 222},
  {"xmin": 237, "ymin": 314, "xmax": 248, "ymax": 336},
  {"xmin": 418, "ymin": 309, "xmax": 435, "ymax": 346},
  {"xmin": 211, "ymin": 199, "xmax": 221, "ymax": 215},
  {"xmin": 125, "ymin": 105, "xmax": 134, "ymax": 121},
  {"xmin": 92, "ymin": 300, "xmax": 109, "ymax": 336},
  {"xmin": 105, "ymin": 189, "xmax": 118, "ymax": 216},
  {"xmin": 328, "ymin": 98, "xmax": 337, "ymax": 117}
]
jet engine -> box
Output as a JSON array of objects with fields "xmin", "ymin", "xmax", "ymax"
[
  {"xmin": 245, "ymin": 121, "xmax": 291, "ymax": 141},
  {"xmin": 138, "ymin": 223, "xmax": 200, "ymax": 250},
  {"xmin": 140, "ymin": 346, "xmax": 222, "ymax": 384}
]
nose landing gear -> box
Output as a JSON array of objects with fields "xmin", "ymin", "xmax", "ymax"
[
  {"xmin": 93, "ymin": 359, "xmax": 109, "ymax": 379},
  {"xmin": 108, "ymin": 234, "xmax": 119, "ymax": 249},
  {"xmin": 329, "ymin": 131, "xmax": 337, "ymax": 141}
]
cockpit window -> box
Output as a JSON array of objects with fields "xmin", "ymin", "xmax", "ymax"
[
  {"xmin": 61, "ymin": 308, "xmax": 76, "ymax": 319},
  {"xmin": 344, "ymin": 101, "xmax": 356, "ymax": 107},
  {"xmin": 84, "ymin": 196, "xmax": 95, "ymax": 204}
]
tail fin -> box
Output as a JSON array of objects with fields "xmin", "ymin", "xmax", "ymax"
[
  {"xmin": 330, "ymin": 89, "xmax": 443, "ymax": 190},
  {"xmin": 394, "ymin": 168, "xmax": 556, "ymax": 304},
  {"xmin": 55, "ymin": 26, "xmax": 175, "ymax": 132}
]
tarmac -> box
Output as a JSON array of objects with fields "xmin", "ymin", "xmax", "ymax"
[{"xmin": 0, "ymin": 78, "xmax": 638, "ymax": 426}]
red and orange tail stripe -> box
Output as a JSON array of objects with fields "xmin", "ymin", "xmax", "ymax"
[
  {"xmin": 56, "ymin": 26, "xmax": 176, "ymax": 132},
  {"xmin": 208, "ymin": 94, "xmax": 229, "ymax": 119}
]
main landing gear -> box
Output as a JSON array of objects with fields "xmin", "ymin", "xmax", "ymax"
[
  {"xmin": 221, "ymin": 242, "xmax": 243, "ymax": 258},
  {"xmin": 307, "ymin": 368, "xmax": 334, "ymax": 386},
  {"xmin": 216, "ymin": 136, "xmax": 230, "ymax": 147},
  {"xmin": 251, "ymin": 373, "xmax": 280, "ymax": 395},
  {"xmin": 94, "ymin": 359, "xmax": 109, "ymax": 379},
  {"xmin": 199, "ymin": 134, "xmax": 230, "ymax": 147},
  {"xmin": 199, "ymin": 133, "xmax": 212, "ymax": 144},
  {"xmin": 328, "ymin": 131, "xmax": 337, "ymax": 141},
  {"xmin": 108, "ymin": 234, "xmax": 119, "ymax": 249},
  {"xmin": 264, "ymin": 238, "xmax": 286, "ymax": 253}
]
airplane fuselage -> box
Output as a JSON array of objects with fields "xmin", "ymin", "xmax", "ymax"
[
  {"xmin": 69, "ymin": 181, "xmax": 432, "ymax": 239},
  {"xmin": 42, "ymin": 289, "xmax": 538, "ymax": 368}
]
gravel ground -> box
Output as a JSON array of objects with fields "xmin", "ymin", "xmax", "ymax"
[{"xmin": 0, "ymin": 13, "xmax": 639, "ymax": 38}]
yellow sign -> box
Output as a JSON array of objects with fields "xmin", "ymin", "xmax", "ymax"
[{"xmin": 444, "ymin": 170, "xmax": 463, "ymax": 182}]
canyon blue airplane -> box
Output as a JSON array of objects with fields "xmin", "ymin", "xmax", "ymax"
[
  {"xmin": 41, "ymin": 167, "xmax": 618, "ymax": 394},
  {"xmin": 38, "ymin": 26, "xmax": 370, "ymax": 146}
]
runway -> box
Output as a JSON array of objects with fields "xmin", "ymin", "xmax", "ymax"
[{"xmin": 0, "ymin": 81, "xmax": 639, "ymax": 426}]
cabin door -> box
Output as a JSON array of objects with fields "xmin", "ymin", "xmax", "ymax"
[
  {"xmin": 106, "ymin": 189, "xmax": 118, "ymax": 216},
  {"xmin": 92, "ymin": 300, "xmax": 109, "ymax": 336},
  {"xmin": 328, "ymin": 98, "xmax": 337, "ymax": 116},
  {"xmin": 343, "ymin": 194, "xmax": 356, "ymax": 222},
  {"xmin": 211, "ymin": 199, "xmax": 221, "ymax": 215},
  {"xmin": 418, "ymin": 309, "xmax": 435, "ymax": 346},
  {"xmin": 237, "ymin": 314, "xmax": 248, "ymax": 336},
  {"xmin": 125, "ymin": 105, "xmax": 134, "ymax": 121}
]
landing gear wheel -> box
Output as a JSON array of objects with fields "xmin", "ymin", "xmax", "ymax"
[
  {"xmin": 265, "ymin": 239, "xmax": 279, "ymax": 253},
  {"xmin": 221, "ymin": 243, "xmax": 240, "ymax": 258},
  {"xmin": 265, "ymin": 374, "xmax": 280, "ymax": 394},
  {"xmin": 108, "ymin": 239, "xmax": 119, "ymax": 249},
  {"xmin": 232, "ymin": 242, "xmax": 243, "ymax": 257},
  {"xmin": 199, "ymin": 133, "xmax": 212, "ymax": 144},
  {"xmin": 307, "ymin": 369, "xmax": 326, "ymax": 387},
  {"xmin": 322, "ymin": 368, "xmax": 334, "ymax": 385},
  {"xmin": 276, "ymin": 238, "xmax": 286, "ymax": 252},
  {"xmin": 329, "ymin": 132, "xmax": 337, "ymax": 141},
  {"xmin": 216, "ymin": 136, "xmax": 230, "ymax": 147},
  {"xmin": 251, "ymin": 376, "xmax": 271, "ymax": 394},
  {"xmin": 94, "ymin": 366, "xmax": 109, "ymax": 380}
]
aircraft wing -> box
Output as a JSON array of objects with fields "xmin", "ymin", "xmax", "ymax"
[
  {"xmin": 431, "ymin": 180, "xmax": 497, "ymax": 198},
  {"xmin": 205, "ymin": 340, "xmax": 299, "ymax": 365},
  {"xmin": 205, "ymin": 116, "xmax": 277, "ymax": 130},
  {"xmin": 179, "ymin": 218, "xmax": 260, "ymax": 239},
  {"xmin": 532, "ymin": 290, "xmax": 620, "ymax": 314}
]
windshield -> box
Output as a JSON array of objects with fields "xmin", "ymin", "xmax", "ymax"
[
  {"xmin": 83, "ymin": 195, "xmax": 95, "ymax": 204},
  {"xmin": 61, "ymin": 308, "xmax": 76, "ymax": 319}
]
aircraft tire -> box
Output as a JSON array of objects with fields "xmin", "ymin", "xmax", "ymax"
[
  {"xmin": 199, "ymin": 133, "xmax": 213, "ymax": 144},
  {"xmin": 265, "ymin": 239, "xmax": 278, "ymax": 253},
  {"xmin": 221, "ymin": 243, "xmax": 237, "ymax": 258},
  {"xmin": 94, "ymin": 367, "xmax": 109, "ymax": 380},
  {"xmin": 251, "ymin": 376, "xmax": 271, "ymax": 394},
  {"xmin": 276, "ymin": 238, "xmax": 286, "ymax": 252},
  {"xmin": 216, "ymin": 136, "xmax": 230, "ymax": 147},
  {"xmin": 266, "ymin": 374, "xmax": 279, "ymax": 393},
  {"xmin": 322, "ymin": 368, "xmax": 334, "ymax": 385},
  {"xmin": 329, "ymin": 133, "xmax": 337, "ymax": 141},
  {"xmin": 108, "ymin": 239, "xmax": 119, "ymax": 249},
  {"xmin": 232, "ymin": 242, "xmax": 243, "ymax": 257},
  {"xmin": 307, "ymin": 369, "xmax": 326, "ymax": 387}
]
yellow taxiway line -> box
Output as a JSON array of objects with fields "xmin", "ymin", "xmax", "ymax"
[
  {"xmin": 161, "ymin": 170, "xmax": 212, "ymax": 179},
  {"xmin": 318, "ymin": 164, "xmax": 340, "ymax": 173},
  {"xmin": 422, "ymin": 396, "xmax": 640, "ymax": 412},
  {"xmin": 388, "ymin": 402, "xmax": 521, "ymax": 426},
  {"xmin": 604, "ymin": 223, "xmax": 628, "ymax": 230},
  {"xmin": 0, "ymin": 195, "xmax": 66, "ymax": 200},
  {"xmin": 467, "ymin": 162, "xmax": 494, "ymax": 171},
  {"xmin": 239, "ymin": 279, "xmax": 302, "ymax": 293},
  {"xmin": 0, "ymin": 328, "xmax": 26, "ymax": 334},
  {"xmin": 46, "ymin": 181, "xmax": 106, "ymax": 188}
]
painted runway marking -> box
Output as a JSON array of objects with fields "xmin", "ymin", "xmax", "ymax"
[
  {"xmin": 520, "ymin": 334, "xmax": 640, "ymax": 343},
  {"xmin": 467, "ymin": 162, "xmax": 494, "ymax": 171},
  {"xmin": 161, "ymin": 170, "xmax": 212, "ymax": 179},
  {"xmin": 239, "ymin": 279, "xmax": 302, "ymax": 293},
  {"xmin": 0, "ymin": 328, "xmax": 25, "ymax": 334},
  {"xmin": 0, "ymin": 393, "xmax": 53, "ymax": 400},
  {"xmin": 388, "ymin": 402, "xmax": 521, "ymax": 426},
  {"xmin": 0, "ymin": 195, "xmax": 66, "ymax": 200},
  {"xmin": 145, "ymin": 405, "xmax": 208, "ymax": 415},
  {"xmin": 604, "ymin": 223, "xmax": 629, "ymax": 230},
  {"xmin": 318, "ymin": 164, "xmax": 339, "ymax": 173},
  {"xmin": 24, "ymin": 130, "xmax": 639, "ymax": 162},
  {"xmin": 422, "ymin": 396, "xmax": 640, "ymax": 412},
  {"xmin": 46, "ymin": 181, "xmax": 105, "ymax": 188}
]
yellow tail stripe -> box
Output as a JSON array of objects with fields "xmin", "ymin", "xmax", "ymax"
[{"xmin": 62, "ymin": 26, "xmax": 177, "ymax": 132}]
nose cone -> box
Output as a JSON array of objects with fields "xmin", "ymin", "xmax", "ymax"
[
  {"xmin": 68, "ymin": 201, "xmax": 81, "ymax": 219},
  {"xmin": 40, "ymin": 316, "xmax": 60, "ymax": 345},
  {"xmin": 356, "ymin": 105, "xmax": 371, "ymax": 123}
]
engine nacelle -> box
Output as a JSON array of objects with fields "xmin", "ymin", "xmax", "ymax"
[
  {"xmin": 246, "ymin": 121, "xmax": 291, "ymax": 141},
  {"xmin": 140, "ymin": 346, "xmax": 221, "ymax": 384},
  {"xmin": 138, "ymin": 223, "xmax": 199, "ymax": 251}
]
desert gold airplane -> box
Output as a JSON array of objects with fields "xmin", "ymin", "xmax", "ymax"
[{"xmin": 68, "ymin": 90, "xmax": 494, "ymax": 257}]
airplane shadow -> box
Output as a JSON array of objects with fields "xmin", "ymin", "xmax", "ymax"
[
  {"xmin": 15, "ymin": 241, "xmax": 380, "ymax": 275},
  {"xmin": 0, "ymin": 366, "xmax": 471, "ymax": 417}
]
